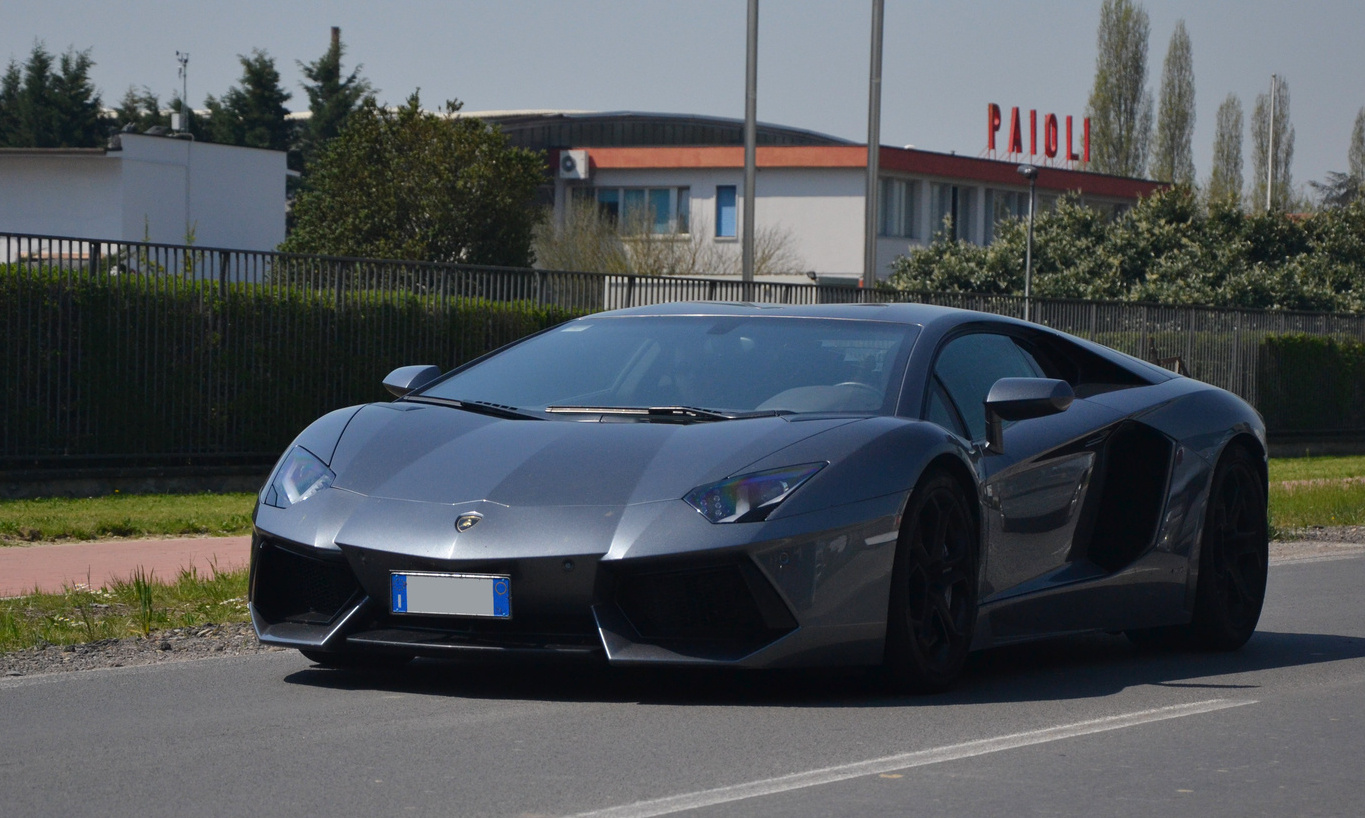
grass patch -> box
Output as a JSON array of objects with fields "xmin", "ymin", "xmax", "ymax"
[
  {"xmin": 1269, "ymin": 481, "xmax": 1365, "ymax": 531},
  {"xmin": 0, "ymin": 564, "xmax": 249, "ymax": 654},
  {"xmin": 1267, "ymin": 454, "xmax": 1365, "ymax": 536},
  {"xmin": 1268, "ymin": 455, "xmax": 1365, "ymax": 483},
  {"xmin": 0, "ymin": 492, "xmax": 255, "ymax": 544}
]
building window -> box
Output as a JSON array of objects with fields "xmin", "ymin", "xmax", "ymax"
[
  {"xmin": 588, "ymin": 186, "xmax": 691, "ymax": 234},
  {"xmin": 931, "ymin": 183, "xmax": 978, "ymax": 244},
  {"xmin": 878, "ymin": 177, "xmax": 918, "ymax": 238},
  {"xmin": 716, "ymin": 185, "xmax": 737, "ymax": 238},
  {"xmin": 984, "ymin": 189, "xmax": 1029, "ymax": 243}
]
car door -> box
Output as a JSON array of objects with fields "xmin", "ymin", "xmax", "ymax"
[{"xmin": 929, "ymin": 331, "xmax": 1120, "ymax": 605}]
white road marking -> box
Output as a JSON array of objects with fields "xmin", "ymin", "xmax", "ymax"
[{"xmin": 566, "ymin": 698, "xmax": 1256, "ymax": 818}]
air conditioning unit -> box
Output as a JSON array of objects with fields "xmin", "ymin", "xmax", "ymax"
[{"xmin": 558, "ymin": 149, "xmax": 591, "ymax": 180}]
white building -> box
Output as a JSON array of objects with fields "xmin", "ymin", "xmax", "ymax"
[
  {"xmin": 0, "ymin": 132, "xmax": 286, "ymax": 252},
  {"xmin": 551, "ymin": 143, "xmax": 1161, "ymax": 282}
]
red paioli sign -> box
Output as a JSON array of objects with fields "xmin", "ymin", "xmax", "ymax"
[{"xmin": 987, "ymin": 103, "xmax": 1089, "ymax": 166}]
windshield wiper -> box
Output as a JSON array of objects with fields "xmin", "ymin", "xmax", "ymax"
[
  {"xmin": 402, "ymin": 396, "xmax": 543, "ymax": 420},
  {"xmin": 544, "ymin": 405, "xmax": 789, "ymax": 422}
]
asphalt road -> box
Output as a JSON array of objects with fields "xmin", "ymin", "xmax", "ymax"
[{"xmin": 4, "ymin": 554, "xmax": 1363, "ymax": 818}]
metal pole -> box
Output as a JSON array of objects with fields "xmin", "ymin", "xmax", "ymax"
[
  {"xmin": 742, "ymin": 0, "xmax": 758, "ymax": 289},
  {"xmin": 1266, "ymin": 74, "xmax": 1277, "ymax": 212},
  {"xmin": 862, "ymin": 0, "xmax": 885, "ymax": 289},
  {"xmin": 1025, "ymin": 176, "xmax": 1035, "ymax": 322}
]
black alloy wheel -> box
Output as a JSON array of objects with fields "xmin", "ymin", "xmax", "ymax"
[
  {"xmin": 1127, "ymin": 445, "xmax": 1269, "ymax": 651},
  {"xmin": 1188, "ymin": 446, "xmax": 1269, "ymax": 650},
  {"xmin": 886, "ymin": 471, "xmax": 979, "ymax": 693}
]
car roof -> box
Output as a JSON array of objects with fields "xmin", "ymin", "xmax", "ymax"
[
  {"xmin": 594, "ymin": 300, "xmax": 973, "ymax": 325},
  {"xmin": 586, "ymin": 301, "xmax": 1176, "ymax": 384}
]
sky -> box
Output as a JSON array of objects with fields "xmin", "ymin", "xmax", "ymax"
[{"xmin": 4, "ymin": 1, "xmax": 1363, "ymax": 190}]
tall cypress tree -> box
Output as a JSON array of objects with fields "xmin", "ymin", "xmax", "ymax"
[
  {"xmin": 1150, "ymin": 20, "xmax": 1195, "ymax": 184},
  {"xmin": 297, "ymin": 27, "xmax": 374, "ymax": 171},
  {"xmin": 1207, "ymin": 94, "xmax": 1244, "ymax": 206},
  {"xmin": 1085, "ymin": 0, "xmax": 1153, "ymax": 177},
  {"xmin": 1349, "ymin": 107, "xmax": 1365, "ymax": 181}
]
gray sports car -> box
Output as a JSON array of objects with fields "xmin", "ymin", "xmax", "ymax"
[{"xmin": 249, "ymin": 302, "xmax": 1268, "ymax": 691}]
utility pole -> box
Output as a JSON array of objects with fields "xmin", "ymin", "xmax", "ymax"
[
  {"xmin": 742, "ymin": 0, "xmax": 758, "ymax": 292},
  {"xmin": 862, "ymin": 0, "xmax": 885, "ymax": 289},
  {"xmin": 1017, "ymin": 165, "xmax": 1038, "ymax": 323},
  {"xmin": 175, "ymin": 51, "xmax": 190, "ymax": 132},
  {"xmin": 1266, "ymin": 73, "xmax": 1277, "ymax": 212}
]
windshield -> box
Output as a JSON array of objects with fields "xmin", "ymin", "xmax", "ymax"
[{"xmin": 417, "ymin": 315, "xmax": 919, "ymax": 416}]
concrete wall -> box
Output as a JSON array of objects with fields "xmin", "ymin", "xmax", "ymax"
[
  {"xmin": 0, "ymin": 134, "xmax": 285, "ymax": 252},
  {"xmin": 0, "ymin": 154, "xmax": 123, "ymax": 240}
]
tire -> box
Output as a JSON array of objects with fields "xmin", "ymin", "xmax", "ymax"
[
  {"xmin": 885, "ymin": 471, "xmax": 979, "ymax": 693},
  {"xmin": 299, "ymin": 649, "xmax": 414, "ymax": 670},
  {"xmin": 1187, "ymin": 446, "xmax": 1269, "ymax": 650},
  {"xmin": 1127, "ymin": 445, "xmax": 1268, "ymax": 651}
]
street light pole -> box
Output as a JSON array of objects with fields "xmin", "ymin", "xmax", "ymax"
[{"xmin": 1017, "ymin": 165, "xmax": 1038, "ymax": 323}]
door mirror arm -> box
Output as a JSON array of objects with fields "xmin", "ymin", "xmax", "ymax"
[{"xmin": 981, "ymin": 377, "xmax": 1075, "ymax": 455}]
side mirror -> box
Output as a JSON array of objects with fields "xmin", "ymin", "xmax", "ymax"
[
  {"xmin": 383, "ymin": 365, "xmax": 442, "ymax": 398},
  {"xmin": 983, "ymin": 377, "xmax": 1074, "ymax": 454}
]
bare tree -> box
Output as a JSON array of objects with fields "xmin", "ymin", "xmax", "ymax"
[
  {"xmin": 1151, "ymin": 20, "xmax": 1195, "ymax": 184},
  {"xmin": 1251, "ymin": 78, "xmax": 1295, "ymax": 212},
  {"xmin": 1207, "ymin": 94, "xmax": 1244, "ymax": 206},
  {"xmin": 533, "ymin": 202, "xmax": 805, "ymax": 277},
  {"xmin": 1085, "ymin": 0, "xmax": 1154, "ymax": 177}
]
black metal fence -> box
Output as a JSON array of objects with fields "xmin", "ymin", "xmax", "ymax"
[{"xmin": 5, "ymin": 231, "xmax": 1365, "ymax": 468}]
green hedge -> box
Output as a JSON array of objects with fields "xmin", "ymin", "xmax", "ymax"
[
  {"xmin": 2, "ymin": 266, "xmax": 586, "ymax": 460},
  {"xmin": 1258, "ymin": 334, "xmax": 1365, "ymax": 433}
]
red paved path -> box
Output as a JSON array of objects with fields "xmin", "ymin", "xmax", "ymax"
[{"xmin": 0, "ymin": 536, "xmax": 251, "ymax": 597}]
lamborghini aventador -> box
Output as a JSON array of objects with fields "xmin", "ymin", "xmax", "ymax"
[{"xmin": 248, "ymin": 302, "xmax": 1269, "ymax": 691}]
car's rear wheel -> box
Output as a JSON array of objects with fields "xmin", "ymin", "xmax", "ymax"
[
  {"xmin": 1128, "ymin": 445, "xmax": 1268, "ymax": 651},
  {"xmin": 299, "ymin": 649, "xmax": 414, "ymax": 670},
  {"xmin": 885, "ymin": 471, "xmax": 979, "ymax": 693}
]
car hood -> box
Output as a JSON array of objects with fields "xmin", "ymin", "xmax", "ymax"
[{"xmin": 327, "ymin": 403, "xmax": 861, "ymax": 507}]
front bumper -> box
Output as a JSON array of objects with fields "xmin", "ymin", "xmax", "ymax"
[{"xmin": 248, "ymin": 495, "xmax": 900, "ymax": 668}]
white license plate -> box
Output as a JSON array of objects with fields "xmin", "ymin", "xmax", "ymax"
[{"xmin": 390, "ymin": 572, "xmax": 510, "ymax": 618}]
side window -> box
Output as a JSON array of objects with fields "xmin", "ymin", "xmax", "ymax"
[
  {"xmin": 926, "ymin": 377, "xmax": 967, "ymax": 437},
  {"xmin": 932, "ymin": 333, "xmax": 1042, "ymax": 441}
]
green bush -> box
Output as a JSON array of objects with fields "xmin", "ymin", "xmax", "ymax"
[
  {"xmin": 1258, "ymin": 334, "xmax": 1365, "ymax": 433},
  {"xmin": 1, "ymin": 265, "xmax": 584, "ymax": 459},
  {"xmin": 888, "ymin": 188, "xmax": 1365, "ymax": 312}
]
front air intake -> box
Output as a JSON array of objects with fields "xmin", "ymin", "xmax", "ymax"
[
  {"xmin": 251, "ymin": 537, "xmax": 362, "ymax": 625},
  {"xmin": 612, "ymin": 558, "xmax": 796, "ymax": 652}
]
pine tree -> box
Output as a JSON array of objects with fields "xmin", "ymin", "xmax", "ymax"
[
  {"xmin": 296, "ymin": 27, "xmax": 374, "ymax": 171},
  {"xmin": 203, "ymin": 50, "xmax": 293, "ymax": 152},
  {"xmin": 0, "ymin": 61, "xmax": 21, "ymax": 146},
  {"xmin": 15, "ymin": 44, "xmax": 57, "ymax": 147},
  {"xmin": 1085, "ymin": 0, "xmax": 1154, "ymax": 177},
  {"xmin": 1150, "ymin": 20, "xmax": 1195, "ymax": 184},
  {"xmin": 111, "ymin": 87, "xmax": 169, "ymax": 133},
  {"xmin": 50, "ymin": 48, "xmax": 105, "ymax": 147},
  {"xmin": 1251, "ymin": 77, "xmax": 1295, "ymax": 212},
  {"xmin": 1207, "ymin": 94, "xmax": 1244, "ymax": 206}
]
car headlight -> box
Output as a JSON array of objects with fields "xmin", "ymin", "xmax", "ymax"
[
  {"xmin": 684, "ymin": 463, "xmax": 825, "ymax": 524},
  {"xmin": 264, "ymin": 446, "xmax": 335, "ymax": 509}
]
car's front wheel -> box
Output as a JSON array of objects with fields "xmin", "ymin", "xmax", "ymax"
[
  {"xmin": 1127, "ymin": 444, "xmax": 1268, "ymax": 651},
  {"xmin": 1187, "ymin": 445, "xmax": 1269, "ymax": 650},
  {"xmin": 885, "ymin": 471, "xmax": 979, "ymax": 693}
]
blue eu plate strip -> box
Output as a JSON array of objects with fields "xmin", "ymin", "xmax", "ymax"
[
  {"xmin": 493, "ymin": 578, "xmax": 510, "ymax": 618},
  {"xmin": 391, "ymin": 574, "xmax": 408, "ymax": 613}
]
